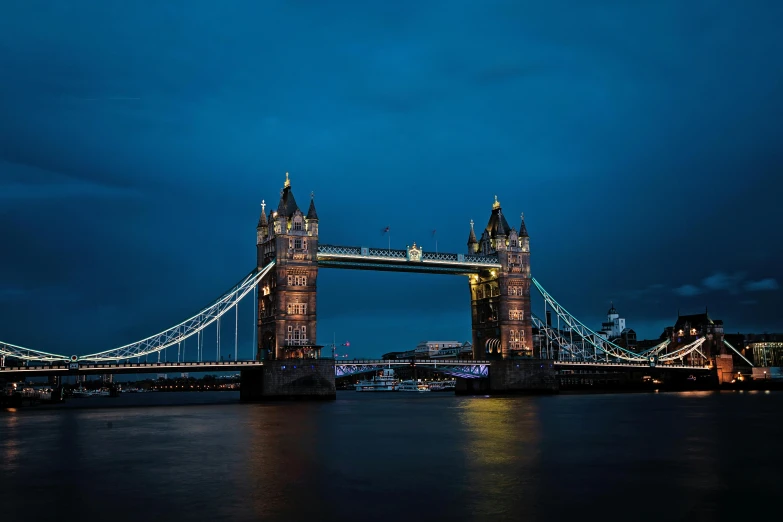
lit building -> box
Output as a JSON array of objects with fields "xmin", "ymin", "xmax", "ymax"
[
  {"xmin": 597, "ymin": 303, "xmax": 637, "ymax": 349},
  {"xmin": 381, "ymin": 341, "xmax": 472, "ymax": 360},
  {"xmin": 741, "ymin": 333, "xmax": 783, "ymax": 367},
  {"xmin": 661, "ymin": 309, "xmax": 724, "ymax": 364}
]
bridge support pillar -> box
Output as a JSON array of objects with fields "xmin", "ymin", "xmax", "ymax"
[
  {"xmin": 240, "ymin": 360, "xmax": 336, "ymax": 401},
  {"xmin": 457, "ymin": 359, "xmax": 558, "ymax": 394}
]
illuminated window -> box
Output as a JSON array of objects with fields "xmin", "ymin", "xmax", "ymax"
[
  {"xmin": 286, "ymin": 325, "xmax": 308, "ymax": 345},
  {"xmin": 287, "ymin": 303, "xmax": 307, "ymax": 315},
  {"xmin": 509, "ymin": 309, "xmax": 522, "ymax": 320}
]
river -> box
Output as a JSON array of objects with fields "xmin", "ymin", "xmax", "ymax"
[{"xmin": 1, "ymin": 390, "xmax": 781, "ymax": 521}]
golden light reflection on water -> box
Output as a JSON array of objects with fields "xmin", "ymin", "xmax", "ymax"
[
  {"xmin": 458, "ymin": 397, "xmax": 541, "ymax": 465},
  {"xmin": 1, "ymin": 409, "xmax": 21, "ymax": 472},
  {"xmin": 458, "ymin": 397, "xmax": 541, "ymax": 516},
  {"xmin": 244, "ymin": 405, "xmax": 321, "ymax": 520}
]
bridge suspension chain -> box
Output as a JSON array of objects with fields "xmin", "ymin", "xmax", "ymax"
[
  {"xmin": 0, "ymin": 342, "xmax": 70, "ymax": 363},
  {"xmin": 532, "ymin": 278, "xmax": 651, "ymax": 362},
  {"xmin": 75, "ymin": 261, "xmax": 275, "ymax": 362},
  {"xmin": 532, "ymin": 278, "xmax": 709, "ymax": 365}
]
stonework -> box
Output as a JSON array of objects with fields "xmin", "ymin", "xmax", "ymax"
[
  {"xmin": 468, "ymin": 198, "xmax": 533, "ymax": 359},
  {"xmin": 240, "ymin": 360, "xmax": 336, "ymax": 401},
  {"xmin": 256, "ymin": 174, "xmax": 321, "ymax": 360}
]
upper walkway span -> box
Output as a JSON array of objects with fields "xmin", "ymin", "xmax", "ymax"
[{"xmin": 316, "ymin": 244, "xmax": 501, "ymax": 275}]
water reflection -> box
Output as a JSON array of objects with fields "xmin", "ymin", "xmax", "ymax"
[
  {"xmin": 458, "ymin": 397, "xmax": 541, "ymax": 518},
  {"xmin": 1, "ymin": 392, "xmax": 781, "ymax": 522}
]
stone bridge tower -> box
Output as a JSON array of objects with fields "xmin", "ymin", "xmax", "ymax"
[
  {"xmin": 468, "ymin": 196, "xmax": 532, "ymax": 359},
  {"xmin": 256, "ymin": 173, "xmax": 320, "ymax": 360}
]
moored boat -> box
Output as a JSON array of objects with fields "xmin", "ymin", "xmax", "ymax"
[
  {"xmin": 398, "ymin": 379, "xmax": 430, "ymax": 392},
  {"xmin": 355, "ymin": 369, "xmax": 398, "ymax": 391}
]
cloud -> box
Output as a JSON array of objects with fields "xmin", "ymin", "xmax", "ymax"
[
  {"xmin": 744, "ymin": 278, "xmax": 779, "ymax": 292},
  {"xmin": 701, "ymin": 271, "xmax": 745, "ymax": 293},
  {"xmin": 674, "ymin": 284, "xmax": 702, "ymax": 296}
]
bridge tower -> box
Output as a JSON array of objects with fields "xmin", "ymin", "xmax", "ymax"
[
  {"xmin": 256, "ymin": 173, "xmax": 320, "ymax": 360},
  {"xmin": 468, "ymin": 197, "xmax": 532, "ymax": 359}
]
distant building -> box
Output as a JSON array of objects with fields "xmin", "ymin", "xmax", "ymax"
[
  {"xmin": 381, "ymin": 341, "xmax": 472, "ymax": 360},
  {"xmin": 415, "ymin": 340, "xmax": 461, "ymax": 358},
  {"xmin": 726, "ymin": 332, "xmax": 783, "ymax": 367},
  {"xmin": 661, "ymin": 309, "xmax": 724, "ymax": 364},
  {"xmin": 430, "ymin": 342, "xmax": 473, "ymax": 359},
  {"xmin": 596, "ymin": 303, "xmax": 637, "ymax": 350}
]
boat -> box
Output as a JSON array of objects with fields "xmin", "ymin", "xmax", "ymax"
[
  {"xmin": 355, "ymin": 369, "xmax": 398, "ymax": 391},
  {"xmin": 398, "ymin": 379, "xmax": 430, "ymax": 392},
  {"xmin": 428, "ymin": 379, "xmax": 456, "ymax": 392}
]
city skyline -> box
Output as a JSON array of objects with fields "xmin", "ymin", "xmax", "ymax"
[{"xmin": 1, "ymin": 1, "xmax": 782, "ymax": 358}]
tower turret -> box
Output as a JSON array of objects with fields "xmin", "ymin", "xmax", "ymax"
[
  {"xmin": 495, "ymin": 210, "xmax": 507, "ymax": 251},
  {"xmin": 467, "ymin": 220, "xmax": 478, "ymax": 254},
  {"xmin": 306, "ymin": 192, "xmax": 319, "ymax": 237},
  {"xmin": 257, "ymin": 172, "xmax": 320, "ymax": 361},
  {"xmin": 470, "ymin": 195, "xmax": 532, "ymax": 360},
  {"xmin": 257, "ymin": 200, "xmax": 268, "ymax": 244}
]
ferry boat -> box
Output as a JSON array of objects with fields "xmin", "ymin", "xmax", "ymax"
[
  {"xmin": 398, "ymin": 379, "xmax": 430, "ymax": 392},
  {"xmin": 355, "ymin": 369, "xmax": 399, "ymax": 392}
]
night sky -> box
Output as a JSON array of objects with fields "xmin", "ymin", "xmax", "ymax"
[{"xmin": 1, "ymin": 1, "xmax": 782, "ymax": 359}]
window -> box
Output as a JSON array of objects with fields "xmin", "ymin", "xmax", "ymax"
[
  {"xmin": 288, "ymin": 275, "xmax": 307, "ymax": 286},
  {"xmin": 293, "ymin": 220, "xmax": 303, "ymax": 231},
  {"xmin": 302, "ymin": 239, "xmax": 307, "ymax": 250},
  {"xmin": 286, "ymin": 325, "xmax": 308, "ymax": 345},
  {"xmin": 287, "ymin": 303, "xmax": 307, "ymax": 315},
  {"xmin": 509, "ymin": 309, "xmax": 522, "ymax": 320},
  {"xmin": 294, "ymin": 238, "xmax": 302, "ymax": 249}
]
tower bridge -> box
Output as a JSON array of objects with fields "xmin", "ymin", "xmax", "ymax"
[{"xmin": 1, "ymin": 173, "xmax": 717, "ymax": 399}]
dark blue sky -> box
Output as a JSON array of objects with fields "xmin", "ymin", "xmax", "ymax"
[{"xmin": 1, "ymin": 1, "xmax": 782, "ymax": 358}]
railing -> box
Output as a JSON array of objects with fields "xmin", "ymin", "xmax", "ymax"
[
  {"xmin": 464, "ymin": 254, "xmax": 500, "ymax": 265},
  {"xmin": 318, "ymin": 245, "xmax": 362, "ymax": 256},
  {"xmin": 318, "ymin": 245, "xmax": 500, "ymax": 266},
  {"xmin": 367, "ymin": 248, "xmax": 407, "ymax": 259}
]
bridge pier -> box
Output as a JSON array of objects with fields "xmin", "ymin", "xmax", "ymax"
[
  {"xmin": 240, "ymin": 360, "xmax": 336, "ymax": 401},
  {"xmin": 456, "ymin": 359, "xmax": 558, "ymax": 395}
]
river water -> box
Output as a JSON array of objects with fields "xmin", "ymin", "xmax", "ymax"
[{"xmin": 1, "ymin": 390, "xmax": 781, "ymax": 521}]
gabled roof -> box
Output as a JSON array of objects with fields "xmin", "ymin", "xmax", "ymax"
[{"xmin": 674, "ymin": 312, "xmax": 715, "ymax": 331}]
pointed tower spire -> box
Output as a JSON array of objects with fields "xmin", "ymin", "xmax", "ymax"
[
  {"xmin": 496, "ymin": 210, "xmax": 507, "ymax": 236},
  {"xmin": 257, "ymin": 200, "xmax": 268, "ymax": 228},
  {"xmin": 519, "ymin": 212, "xmax": 529, "ymax": 238},
  {"xmin": 307, "ymin": 191, "xmax": 319, "ymax": 220},
  {"xmin": 467, "ymin": 219, "xmax": 478, "ymax": 253}
]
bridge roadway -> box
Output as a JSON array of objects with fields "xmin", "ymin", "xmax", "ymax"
[{"xmin": 0, "ymin": 358, "xmax": 711, "ymax": 378}]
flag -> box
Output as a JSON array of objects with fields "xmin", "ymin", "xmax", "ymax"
[
  {"xmin": 432, "ymin": 229, "xmax": 437, "ymax": 236},
  {"xmin": 382, "ymin": 226, "xmax": 390, "ymax": 235}
]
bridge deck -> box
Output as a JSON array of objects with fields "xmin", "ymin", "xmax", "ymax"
[
  {"xmin": 0, "ymin": 358, "xmax": 711, "ymax": 377},
  {"xmin": 0, "ymin": 361, "xmax": 264, "ymax": 376},
  {"xmin": 317, "ymin": 245, "xmax": 500, "ymax": 275}
]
